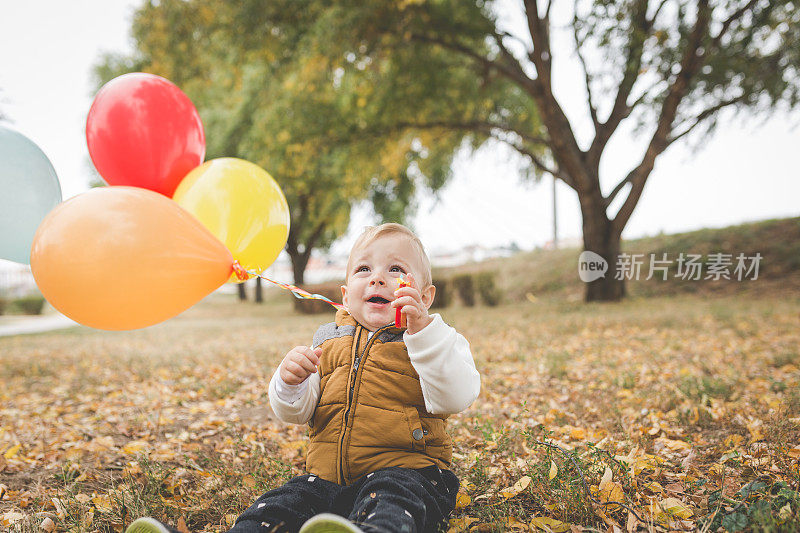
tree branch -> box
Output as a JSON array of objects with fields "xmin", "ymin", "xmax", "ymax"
[
  {"xmin": 498, "ymin": 136, "xmax": 577, "ymax": 190},
  {"xmin": 667, "ymin": 94, "xmax": 749, "ymax": 145},
  {"xmin": 648, "ymin": 0, "xmax": 669, "ymax": 25},
  {"xmin": 544, "ymin": 0, "xmax": 553, "ymax": 21},
  {"xmin": 523, "ymin": 0, "xmax": 552, "ymax": 86},
  {"xmin": 708, "ymin": 0, "xmax": 759, "ymax": 51},
  {"xmin": 495, "ymin": 29, "xmax": 532, "ymax": 56},
  {"xmin": 572, "ymin": 11, "xmax": 600, "ymax": 134},
  {"xmin": 611, "ymin": 0, "xmax": 712, "ymax": 235},
  {"xmin": 392, "ymin": 119, "xmax": 551, "ymax": 148},
  {"xmin": 522, "ymin": 0, "xmax": 595, "ymax": 193},
  {"xmin": 604, "ymin": 174, "xmax": 633, "ymax": 209},
  {"xmin": 409, "ymin": 33, "xmax": 532, "ymax": 89},
  {"xmin": 588, "ymin": 0, "xmax": 652, "ymax": 171}
]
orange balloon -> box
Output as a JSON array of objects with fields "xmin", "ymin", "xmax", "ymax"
[{"xmin": 30, "ymin": 186, "xmax": 233, "ymax": 330}]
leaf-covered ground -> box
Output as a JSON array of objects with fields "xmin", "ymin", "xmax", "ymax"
[{"xmin": 1, "ymin": 293, "xmax": 799, "ymax": 532}]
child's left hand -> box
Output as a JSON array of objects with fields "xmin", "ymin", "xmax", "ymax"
[{"xmin": 392, "ymin": 272, "xmax": 433, "ymax": 335}]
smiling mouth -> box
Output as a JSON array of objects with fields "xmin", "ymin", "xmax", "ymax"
[{"xmin": 367, "ymin": 296, "xmax": 390, "ymax": 304}]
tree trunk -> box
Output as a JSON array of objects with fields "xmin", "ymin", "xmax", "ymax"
[
  {"xmin": 237, "ymin": 282, "xmax": 247, "ymax": 301},
  {"xmin": 287, "ymin": 248, "xmax": 310, "ymax": 286},
  {"xmin": 255, "ymin": 277, "xmax": 263, "ymax": 303},
  {"xmin": 580, "ymin": 194, "xmax": 626, "ymax": 302}
]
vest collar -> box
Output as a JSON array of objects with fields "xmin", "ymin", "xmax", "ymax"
[{"xmin": 334, "ymin": 308, "xmax": 405, "ymax": 337}]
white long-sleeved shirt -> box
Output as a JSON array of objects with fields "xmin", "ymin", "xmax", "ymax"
[{"xmin": 268, "ymin": 313, "xmax": 480, "ymax": 425}]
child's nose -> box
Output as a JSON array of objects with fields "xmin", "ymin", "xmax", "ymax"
[{"xmin": 369, "ymin": 274, "xmax": 386, "ymax": 286}]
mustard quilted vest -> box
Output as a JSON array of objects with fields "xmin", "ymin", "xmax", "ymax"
[{"xmin": 305, "ymin": 309, "xmax": 452, "ymax": 485}]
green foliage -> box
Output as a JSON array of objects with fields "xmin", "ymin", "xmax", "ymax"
[
  {"xmin": 703, "ymin": 480, "xmax": 800, "ymax": 532},
  {"xmin": 475, "ymin": 271, "xmax": 501, "ymax": 306},
  {"xmin": 10, "ymin": 295, "xmax": 46, "ymax": 315},
  {"xmin": 429, "ymin": 278, "xmax": 451, "ymax": 309},
  {"xmin": 453, "ymin": 273, "xmax": 476, "ymax": 307},
  {"xmin": 95, "ymin": 0, "xmax": 515, "ymax": 283}
]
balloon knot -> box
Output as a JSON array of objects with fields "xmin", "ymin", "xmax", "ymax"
[{"xmin": 232, "ymin": 260, "xmax": 251, "ymax": 281}]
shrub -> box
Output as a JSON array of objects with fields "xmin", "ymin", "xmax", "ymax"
[
  {"xmin": 0, "ymin": 297, "xmax": 6, "ymax": 315},
  {"xmin": 452, "ymin": 274, "xmax": 475, "ymax": 307},
  {"xmin": 11, "ymin": 295, "xmax": 46, "ymax": 315},
  {"xmin": 430, "ymin": 278, "xmax": 451, "ymax": 309},
  {"xmin": 475, "ymin": 271, "xmax": 501, "ymax": 306}
]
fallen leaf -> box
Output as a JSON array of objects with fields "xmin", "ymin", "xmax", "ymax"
[
  {"xmin": 121, "ymin": 440, "xmax": 148, "ymax": 455},
  {"xmin": 455, "ymin": 491, "xmax": 471, "ymax": 509},
  {"xmin": 594, "ymin": 467, "xmax": 625, "ymax": 512},
  {"xmin": 92, "ymin": 494, "xmax": 113, "ymax": 513},
  {"xmin": 40, "ymin": 517, "xmax": 56, "ymax": 532},
  {"xmin": 500, "ymin": 476, "xmax": 532, "ymax": 499},
  {"xmin": 3, "ymin": 444, "xmax": 21, "ymax": 459},
  {"xmin": 448, "ymin": 516, "xmax": 478, "ymax": 532},
  {"xmin": 650, "ymin": 497, "xmax": 693, "ymax": 520},
  {"xmin": 504, "ymin": 517, "xmax": 529, "ymax": 530},
  {"xmin": 176, "ymin": 516, "xmax": 191, "ymax": 533},
  {"xmin": 1, "ymin": 511, "xmax": 25, "ymax": 527},
  {"xmin": 530, "ymin": 516, "xmax": 571, "ymax": 532},
  {"xmin": 549, "ymin": 460, "xmax": 558, "ymax": 480}
]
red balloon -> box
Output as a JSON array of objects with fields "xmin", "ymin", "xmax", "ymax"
[{"xmin": 86, "ymin": 73, "xmax": 205, "ymax": 197}]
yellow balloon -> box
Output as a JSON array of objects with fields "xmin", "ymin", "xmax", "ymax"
[{"xmin": 173, "ymin": 158, "xmax": 290, "ymax": 281}]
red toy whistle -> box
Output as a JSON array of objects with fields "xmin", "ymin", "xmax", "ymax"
[{"xmin": 395, "ymin": 275, "xmax": 409, "ymax": 328}]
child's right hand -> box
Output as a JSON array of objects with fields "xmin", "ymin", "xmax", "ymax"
[{"xmin": 279, "ymin": 346, "xmax": 322, "ymax": 385}]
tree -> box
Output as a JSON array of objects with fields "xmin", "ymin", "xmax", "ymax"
[
  {"xmin": 95, "ymin": 0, "xmax": 484, "ymax": 285},
  {"xmin": 293, "ymin": 0, "xmax": 800, "ymax": 301}
]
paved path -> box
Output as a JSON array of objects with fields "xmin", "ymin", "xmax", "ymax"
[{"xmin": 0, "ymin": 313, "xmax": 79, "ymax": 337}]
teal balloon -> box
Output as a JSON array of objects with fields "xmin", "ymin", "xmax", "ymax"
[{"xmin": 0, "ymin": 125, "xmax": 62, "ymax": 264}]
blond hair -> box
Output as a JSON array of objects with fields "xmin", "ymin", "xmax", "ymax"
[{"xmin": 346, "ymin": 223, "xmax": 432, "ymax": 287}]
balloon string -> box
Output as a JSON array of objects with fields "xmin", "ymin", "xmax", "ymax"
[{"xmin": 232, "ymin": 261, "xmax": 344, "ymax": 310}]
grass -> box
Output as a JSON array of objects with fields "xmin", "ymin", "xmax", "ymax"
[
  {"xmin": 1, "ymin": 287, "xmax": 800, "ymax": 531},
  {"xmin": 437, "ymin": 216, "xmax": 800, "ymax": 304}
]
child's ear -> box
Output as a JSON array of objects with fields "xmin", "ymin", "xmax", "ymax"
[
  {"xmin": 340, "ymin": 285, "xmax": 348, "ymax": 309},
  {"xmin": 421, "ymin": 284, "xmax": 436, "ymax": 309}
]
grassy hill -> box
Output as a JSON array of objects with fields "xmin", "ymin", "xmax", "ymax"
[{"xmin": 436, "ymin": 216, "xmax": 800, "ymax": 304}]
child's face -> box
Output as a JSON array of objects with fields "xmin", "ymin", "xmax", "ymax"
[{"xmin": 342, "ymin": 233, "xmax": 432, "ymax": 331}]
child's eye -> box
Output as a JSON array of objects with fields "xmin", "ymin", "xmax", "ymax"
[
  {"xmin": 389, "ymin": 265, "xmax": 405, "ymax": 273},
  {"xmin": 356, "ymin": 265, "xmax": 370, "ymax": 273}
]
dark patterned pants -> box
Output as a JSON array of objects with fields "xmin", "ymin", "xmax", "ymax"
[{"xmin": 228, "ymin": 466, "xmax": 459, "ymax": 533}]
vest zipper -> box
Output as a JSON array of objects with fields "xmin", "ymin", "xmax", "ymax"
[{"xmin": 338, "ymin": 323, "xmax": 394, "ymax": 484}]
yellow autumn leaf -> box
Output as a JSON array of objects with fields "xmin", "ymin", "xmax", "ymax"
[
  {"xmin": 723, "ymin": 434, "xmax": 744, "ymax": 448},
  {"xmin": 121, "ymin": 440, "xmax": 148, "ymax": 455},
  {"xmin": 500, "ymin": 475, "xmax": 532, "ymax": 499},
  {"xmin": 747, "ymin": 419, "xmax": 764, "ymax": 442},
  {"xmin": 3, "ymin": 444, "xmax": 21, "ymax": 459},
  {"xmin": 594, "ymin": 467, "xmax": 625, "ymax": 512},
  {"xmin": 655, "ymin": 437, "xmax": 691, "ymax": 452},
  {"xmin": 504, "ymin": 517, "xmax": 529, "ymax": 530},
  {"xmin": 530, "ymin": 516, "xmax": 571, "ymax": 532},
  {"xmin": 448, "ymin": 516, "xmax": 478, "ymax": 532},
  {"xmin": 455, "ymin": 491, "xmax": 471, "ymax": 509},
  {"xmin": 92, "ymin": 494, "xmax": 113, "ymax": 513},
  {"xmin": 569, "ymin": 427, "xmax": 587, "ymax": 440},
  {"xmin": 548, "ymin": 460, "xmax": 558, "ymax": 480},
  {"xmin": 651, "ymin": 497, "xmax": 693, "ymax": 520}
]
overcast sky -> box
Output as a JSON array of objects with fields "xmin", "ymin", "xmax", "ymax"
[{"xmin": 2, "ymin": 0, "xmax": 798, "ymax": 260}]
